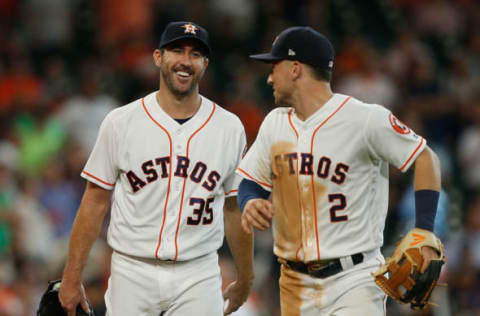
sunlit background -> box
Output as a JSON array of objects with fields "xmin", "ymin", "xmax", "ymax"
[{"xmin": 0, "ymin": 0, "xmax": 479, "ymax": 315}]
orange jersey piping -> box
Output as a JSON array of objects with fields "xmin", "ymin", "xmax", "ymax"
[
  {"xmin": 81, "ymin": 170, "xmax": 114, "ymax": 187},
  {"xmin": 399, "ymin": 137, "xmax": 424, "ymax": 171},
  {"xmin": 287, "ymin": 109, "xmax": 303, "ymax": 260},
  {"xmin": 225, "ymin": 189, "xmax": 238, "ymax": 195},
  {"xmin": 309, "ymin": 96, "xmax": 351, "ymax": 260},
  {"xmin": 142, "ymin": 98, "xmax": 173, "ymax": 259},
  {"xmin": 174, "ymin": 103, "xmax": 216, "ymax": 261},
  {"xmin": 288, "ymin": 108, "xmax": 299, "ymax": 138},
  {"xmin": 237, "ymin": 168, "xmax": 272, "ymax": 188}
]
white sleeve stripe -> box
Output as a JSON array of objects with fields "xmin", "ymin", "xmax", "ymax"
[
  {"xmin": 237, "ymin": 168, "xmax": 272, "ymax": 188},
  {"xmin": 81, "ymin": 170, "xmax": 114, "ymax": 186},
  {"xmin": 399, "ymin": 137, "xmax": 425, "ymax": 171},
  {"xmin": 288, "ymin": 109, "xmax": 299, "ymax": 138}
]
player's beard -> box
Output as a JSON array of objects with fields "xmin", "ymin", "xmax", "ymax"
[{"xmin": 160, "ymin": 65, "xmax": 203, "ymax": 97}]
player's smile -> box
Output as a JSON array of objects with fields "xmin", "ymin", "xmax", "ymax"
[
  {"xmin": 173, "ymin": 66, "xmax": 194, "ymax": 85},
  {"xmin": 156, "ymin": 40, "xmax": 208, "ymax": 97},
  {"xmin": 169, "ymin": 68, "xmax": 198, "ymax": 96},
  {"xmin": 175, "ymin": 70, "xmax": 192, "ymax": 79},
  {"xmin": 162, "ymin": 59, "xmax": 203, "ymax": 96}
]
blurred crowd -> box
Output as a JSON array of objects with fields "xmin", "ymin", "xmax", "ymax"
[{"xmin": 0, "ymin": 0, "xmax": 479, "ymax": 315}]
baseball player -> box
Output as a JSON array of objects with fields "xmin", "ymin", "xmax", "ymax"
[
  {"xmin": 59, "ymin": 21, "xmax": 253, "ymax": 316},
  {"xmin": 237, "ymin": 26, "xmax": 443, "ymax": 315}
]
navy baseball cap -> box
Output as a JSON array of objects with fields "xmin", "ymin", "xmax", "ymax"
[
  {"xmin": 250, "ymin": 26, "xmax": 334, "ymax": 70},
  {"xmin": 159, "ymin": 21, "xmax": 210, "ymax": 55}
]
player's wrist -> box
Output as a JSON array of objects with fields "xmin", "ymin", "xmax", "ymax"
[
  {"xmin": 60, "ymin": 277, "xmax": 82, "ymax": 288},
  {"xmin": 245, "ymin": 198, "xmax": 264, "ymax": 206},
  {"xmin": 238, "ymin": 179, "xmax": 270, "ymax": 211},
  {"xmin": 236, "ymin": 269, "xmax": 254, "ymax": 283},
  {"xmin": 236, "ymin": 275, "xmax": 254, "ymax": 287},
  {"xmin": 61, "ymin": 267, "xmax": 83, "ymax": 285},
  {"xmin": 414, "ymin": 189, "xmax": 439, "ymax": 232}
]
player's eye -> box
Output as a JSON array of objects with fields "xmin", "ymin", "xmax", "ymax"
[
  {"xmin": 171, "ymin": 48, "xmax": 183, "ymax": 54},
  {"xmin": 191, "ymin": 51, "xmax": 202, "ymax": 58},
  {"xmin": 270, "ymin": 62, "xmax": 280, "ymax": 73}
]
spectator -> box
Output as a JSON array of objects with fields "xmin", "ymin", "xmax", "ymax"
[
  {"xmin": 12, "ymin": 106, "xmax": 66, "ymax": 177},
  {"xmin": 37, "ymin": 159, "xmax": 81, "ymax": 239},
  {"xmin": 457, "ymin": 95, "xmax": 480, "ymax": 192},
  {"xmin": 55, "ymin": 61, "xmax": 118, "ymax": 153},
  {"xmin": 336, "ymin": 39, "xmax": 398, "ymax": 108},
  {"xmin": 0, "ymin": 54, "xmax": 43, "ymax": 116}
]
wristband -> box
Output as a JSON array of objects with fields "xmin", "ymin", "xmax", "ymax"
[
  {"xmin": 237, "ymin": 179, "xmax": 270, "ymax": 212},
  {"xmin": 414, "ymin": 190, "xmax": 439, "ymax": 232}
]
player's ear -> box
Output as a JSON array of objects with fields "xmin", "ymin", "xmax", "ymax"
[
  {"xmin": 291, "ymin": 61, "xmax": 302, "ymax": 80},
  {"xmin": 199, "ymin": 57, "xmax": 209, "ymax": 79},
  {"xmin": 153, "ymin": 49, "xmax": 163, "ymax": 68}
]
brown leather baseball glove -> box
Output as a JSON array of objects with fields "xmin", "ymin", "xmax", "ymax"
[{"xmin": 372, "ymin": 228, "xmax": 446, "ymax": 310}]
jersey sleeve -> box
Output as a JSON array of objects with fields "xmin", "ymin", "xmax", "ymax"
[
  {"xmin": 236, "ymin": 114, "xmax": 273, "ymax": 191},
  {"xmin": 364, "ymin": 105, "xmax": 426, "ymax": 172},
  {"xmin": 222, "ymin": 123, "xmax": 248, "ymax": 197},
  {"xmin": 81, "ymin": 111, "xmax": 119, "ymax": 189}
]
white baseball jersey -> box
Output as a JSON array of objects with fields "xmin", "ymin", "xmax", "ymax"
[
  {"xmin": 237, "ymin": 93, "xmax": 425, "ymax": 262},
  {"xmin": 82, "ymin": 91, "xmax": 246, "ymax": 261}
]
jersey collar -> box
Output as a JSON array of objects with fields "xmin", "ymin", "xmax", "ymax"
[
  {"xmin": 143, "ymin": 91, "xmax": 213, "ymax": 131},
  {"xmin": 292, "ymin": 93, "xmax": 348, "ymax": 127}
]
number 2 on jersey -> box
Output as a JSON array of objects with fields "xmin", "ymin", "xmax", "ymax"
[
  {"xmin": 187, "ymin": 197, "xmax": 214, "ymax": 225},
  {"xmin": 328, "ymin": 194, "xmax": 348, "ymax": 222}
]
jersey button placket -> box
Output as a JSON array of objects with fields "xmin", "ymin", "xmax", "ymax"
[
  {"xmin": 174, "ymin": 143, "xmax": 183, "ymax": 192},
  {"xmin": 174, "ymin": 129, "xmax": 184, "ymax": 151},
  {"xmin": 173, "ymin": 132, "xmax": 185, "ymax": 193},
  {"xmin": 298, "ymin": 129, "xmax": 311, "ymax": 260}
]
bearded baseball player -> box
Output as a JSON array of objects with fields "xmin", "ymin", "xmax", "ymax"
[
  {"xmin": 59, "ymin": 21, "xmax": 253, "ymax": 316},
  {"xmin": 237, "ymin": 26, "xmax": 445, "ymax": 315}
]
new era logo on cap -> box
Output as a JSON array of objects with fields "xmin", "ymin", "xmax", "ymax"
[{"xmin": 288, "ymin": 49, "xmax": 296, "ymax": 56}]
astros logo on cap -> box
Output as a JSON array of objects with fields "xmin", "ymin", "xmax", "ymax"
[{"xmin": 182, "ymin": 23, "xmax": 198, "ymax": 35}]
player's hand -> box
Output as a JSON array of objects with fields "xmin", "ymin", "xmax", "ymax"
[
  {"xmin": 59, "ymin": 279, "xmax": 91, "ymax": 316},
  {"xmin": 222, "ymin": 278, "xmax": 252, "ymax": 315},
  {"xmin": 420, "ymin": 245, "xmax": 441, "ymax": 273},
  {"xmin": 241, "ymin": 198, "xmax": 274, "ymax": 233}
]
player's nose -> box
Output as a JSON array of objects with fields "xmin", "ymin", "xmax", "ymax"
[
  {"xmin": 267, "ymin": 74, "xmax": 273, "ymax": 86},
  {"xmin": 178, "ymin": 51, "xmax": 194, "ymax": 66}
]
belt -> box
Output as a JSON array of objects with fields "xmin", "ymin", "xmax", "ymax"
[{"xmin": 284, "ymin": 253, "xmax": 364, "ymax": 279}]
